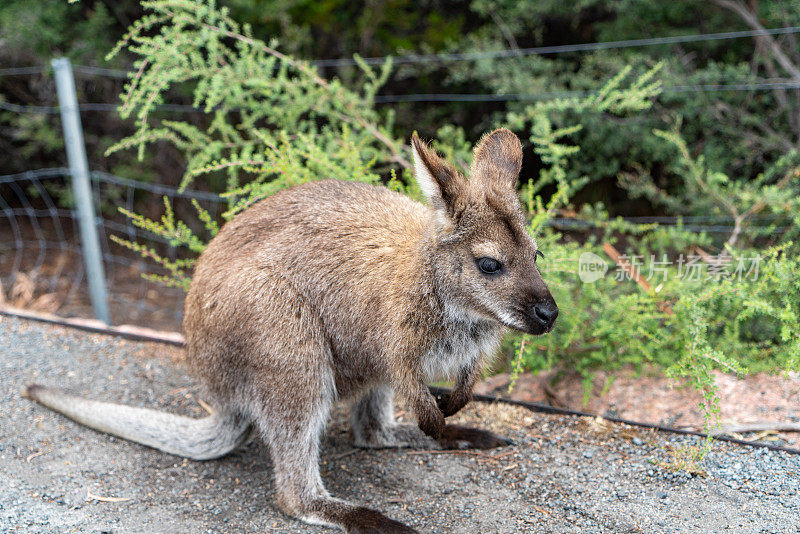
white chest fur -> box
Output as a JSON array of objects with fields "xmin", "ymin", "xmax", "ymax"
[{"xmin": 421, "ymin": 320, "xmax": 503, "ymax": 382}]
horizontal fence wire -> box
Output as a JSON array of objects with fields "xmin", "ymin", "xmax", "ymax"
[
  {"xmin": 3, "ymin": 25, "xmax": 799, "ymax": 75},
  {"xmin": 373, "ymin": 81, "xmax": 800, "ymax": 103},
  {"xmin": 0, "ymin": 167, "xmax": 224, "ymax": 330},
  {"xmin": 316, "ymin": 25, "xmax": 800, "ymax": 66},
  {"xmin": 548, "ymin": 215, "xmax": 786, "ymax": 234},
  {"xmin": 3, "ymin": 23, "xmax": 800, "ymax": 112},
  {"xmin": 0, "ymin": 100, "xmax": 203, "ymax": 114},
  {"xmin": 3, "ymin": 80, "xmax": 800, "ymax": 113},
  {"xmin": 0, "ymin": 65, "xmax": 127, "ymax": 78}
]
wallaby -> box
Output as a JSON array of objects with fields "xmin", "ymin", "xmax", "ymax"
[{"xmin": 25, "ymin": 128, "xmax": 558, "ymax": 533}]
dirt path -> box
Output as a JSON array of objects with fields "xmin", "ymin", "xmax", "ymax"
[{"xmin": 2, "ymin": 316, "xmax": 799, "ymax": 533}]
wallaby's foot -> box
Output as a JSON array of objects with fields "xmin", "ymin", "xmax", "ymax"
[
  {"xmin": 352, "ymin": 385, "xmax": 438, "ymax": 448},
  {"xmin": 353, "ymin": 423, "xmax": 436, "ymax": 449},
  {"xmin": 351, "ymin": 386, "xmax": 512, "ymax": 450},
  {"xmin": 438, "ymin": 424, "xmax": 514, "ymax": 450},
  {"xmin": 340, "ymin": 506, "xmax": 418, "ymax": 534},
  {"xmin": 288, "ymin": 497, "xmax": 417, "ymax": 534},
  {"xmin": 355, "ymin": 422, "xmax": 512, "ymax": 450}
]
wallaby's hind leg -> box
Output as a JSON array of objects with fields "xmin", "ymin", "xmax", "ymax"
[
  {"xmin": 264, "ymin": 406, "xmax": 416, "ymax": 534},
  {"xmin": 351, "ymin": 385, "xmax": 435, "ymax": 449},
  {"xmin": 256, "ymin": 382, "xmax": 417, "ymax": 533},
  {"xmin": 218, "ymin": 273, "xmax": 416, "ymax": 532}
]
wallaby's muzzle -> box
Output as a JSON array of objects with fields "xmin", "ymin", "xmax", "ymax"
[
  {"xmin": 515, "ymin": 268, "xmax": 559, "ymax": 335},
  {"xmin": 517, "ymin": 276, "xmax": 559, "ymax": 334},
  {"xmin": 524, "ymin": 298, "xmax": 559, "ymax": 335}
]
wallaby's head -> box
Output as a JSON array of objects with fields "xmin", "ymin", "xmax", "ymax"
[{"xmin": 412, "ymin": 128, "xmax": 558, "ymax": 335}]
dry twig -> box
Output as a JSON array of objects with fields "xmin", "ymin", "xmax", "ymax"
[
  {"xmin": 25, "ymin": 449, "xmax": 52, "ymax": 462},
  {"xmin": 196, "ymin": 397, "xmax": 214, "ymax": 415},
  {"xmin": 86, "ymin": 491, "xmax": 133, "ymax": 503},
  {"xmin": 710, "ymin": 421, "xmax": 800, "ymax": 436},
  {"xmin": 406, "ymin": 449, "xmax": 504, "ymax": 461},
  {"xmin": 602, "ymin": 243, "xmax": 674, "ymax": 315}
]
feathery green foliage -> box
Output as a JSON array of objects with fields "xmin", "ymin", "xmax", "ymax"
[{"xmin": 105, "ymin": 0, "xmax": 405, "ymax": 195}]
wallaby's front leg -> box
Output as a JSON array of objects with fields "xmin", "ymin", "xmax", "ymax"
[
  {"xmin": 436, "ymin": 362, "xmax": 514, "ymax": 450},
  {"xmin": 389, "ymin": 361, "xmax": 446, "ymax": 439},
  {"xmin": 413, "ymin": 380, "xmax": 511, "ymax": 449},
  {"xmin": 434, "ymin": 364, "xmax": 482, "ymax": 417},
  {"xmin": 409, "ymin": 381, "xmax": 446, "ymax": 439},
  {"xmin": 396, "ymin": 364, "xmax": 511, "ymax": 450}
]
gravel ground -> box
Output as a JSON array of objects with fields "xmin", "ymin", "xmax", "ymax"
[{"xmin": 1, "ymin": 315, "xmax": 799, "ymax": 533}]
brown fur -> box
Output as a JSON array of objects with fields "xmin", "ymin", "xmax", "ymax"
[{"xmin": 26, "ymin": 129, "xmax": 557, "ymax": 533}]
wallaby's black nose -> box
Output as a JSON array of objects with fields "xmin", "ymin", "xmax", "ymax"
[{"xmin": 532, "ymin": 302, "xmax": 558, "ymax": 328}]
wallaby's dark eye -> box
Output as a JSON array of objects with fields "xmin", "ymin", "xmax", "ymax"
[
  {"xmin": 535, "ymin": 250, "xmax": 545, "ymax": 262},
  {"xmin": 477, "ymin": 257, "xmax": 502, "ymax": 274}
]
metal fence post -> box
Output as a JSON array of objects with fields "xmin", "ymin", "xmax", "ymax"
[{"xmin": 52, "ymin": 57, "xmax": 111, "ymax": 324}]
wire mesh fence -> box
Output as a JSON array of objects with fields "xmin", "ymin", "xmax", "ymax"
[{"xmin": 0, "ymin": 167, "xmax": 223, "ymax": 331}]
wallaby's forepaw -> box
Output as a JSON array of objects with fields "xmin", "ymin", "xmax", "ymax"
[
  {"xmin": 438, "ymin": 424, "xmax": 514, "ymax": 450},
  {"xmin": 415, "ymin": 397, "xmax": 445, "ymax": 439},
  {"xmin": 343, "ymin": 507, "xmax": 419, "ymax": 534},
  {"xmin": 434, "ymin": 389, "xmax": 471, "ymax": 417}
]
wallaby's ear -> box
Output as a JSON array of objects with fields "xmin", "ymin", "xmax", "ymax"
[
  {"xmin": 471, "ymin": 128, "xmax": 523, "ymax": 189},
  {"xmin": 411, "ymin": 133, "xmax": 465, "ymax": 214}
]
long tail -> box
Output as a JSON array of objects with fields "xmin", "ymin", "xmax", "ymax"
[{"xmin": 24, "ymin": 384, "xmax": 251, "ymax": 460}]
